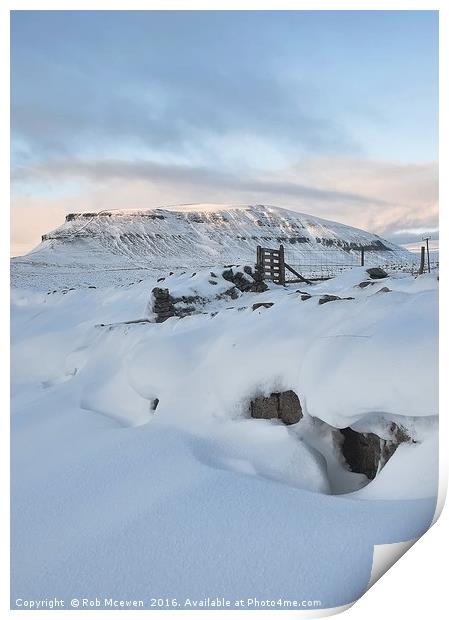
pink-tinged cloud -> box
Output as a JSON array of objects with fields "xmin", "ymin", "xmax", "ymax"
[{"xmin": 11, "ymin": 157, "xmax": 438, "ymax": 257}]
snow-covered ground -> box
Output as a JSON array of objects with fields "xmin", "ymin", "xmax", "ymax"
[
  {"xmin": 11, "ymin": 204, "xmax": 415, "ymax": 290},
  {"xmin": 10, "ymin": 260, "xmax": 438, "ymax": 609}
]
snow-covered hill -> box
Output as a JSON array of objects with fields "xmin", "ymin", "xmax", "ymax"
[{"xmin": 15, "ymin": 203, "xmax": 412, "ymax": 270}]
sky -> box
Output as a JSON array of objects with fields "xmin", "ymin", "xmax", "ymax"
[{"xmin": 10, "ymin": 10, "xmax": 438, "ymax": 256}]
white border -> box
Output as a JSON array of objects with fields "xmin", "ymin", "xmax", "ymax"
[{"xmin": 3, "ymin": 2, "xmax": 446, "ymax": 618}]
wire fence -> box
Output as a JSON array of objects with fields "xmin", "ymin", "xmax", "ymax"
[{"xmin": 282, "ymin": 248, "xmax": 439, "ymax": 280}]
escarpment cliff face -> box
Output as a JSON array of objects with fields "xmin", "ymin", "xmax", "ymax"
[{"xmin": 18, "ymin": 203, "xmax": 411, "ymax": 269}]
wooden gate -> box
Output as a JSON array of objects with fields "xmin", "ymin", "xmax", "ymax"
[
  {"xmin": 256, "ymin": 245, "xmax": 311, "ymax": 285},
  {"xmin": 256, "ymin": 245, "xmax": 285, "ymax": 285}
]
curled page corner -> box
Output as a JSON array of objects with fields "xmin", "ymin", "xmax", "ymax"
[
  {"xmin": 367, "ymin": 482, "xmax": 445, "ymax": 595},
  {"xmin": 300, "ymin": 602, "xmax": 355, "ymax": 618},
  {"xmin": 367, "ymin": 539, "xmax": 418, "ymax": 591}
]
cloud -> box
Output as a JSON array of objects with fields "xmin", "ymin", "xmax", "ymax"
[
  {"xmin": 286, "ymin": 157, "xmax": 439, "ymax": 237},
  {"xmin": 13, "ymin": 157, "xmax": 385, "ymax": 205},
  {"xmin": 10, "ymin": 12, "xmax": 438, "ymax": 255},
  {"xmin": 11, "ymin": 156, "xmax": 438, "ymax": 256},
  {"xmin": 11, "ymin": 13, "xmax": 359, "ymax": 165}
]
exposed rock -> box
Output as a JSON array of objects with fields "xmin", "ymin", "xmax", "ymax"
[
  {"xmin": 250, "ymin": 265, "xmax": 269, "ymax": 293},
  {"xmin": 152, "ymin": 287, "xmax": 176, "ymax": 323},
  {"xmin": 222, "ymin": 269, "xmax": 253, "ymax": 292},
  {"xmin": 377, "ymin": 286, "xmax": 391, "ymax": 294},
  {"xmin": 318, "ymin": 294, "xmax": 341, "ymax": 305},
  {"xmin": 222, "ymin": 268, "xmax": 235, "ymax": 282},
  {"xmin": 176, "ymin": 305, "xmax": 197, "ymax": 317},
  {"xmin": 234, "ymin": 272, "xmax": 254, "ymax": 292},
  {"xmin": 250, "ymin": 394, "xmax": 278, "ymax": 420},
  {"xmin": 389, "ymin": 422, "xmax": 413, "ymax": 444},
  {"xmin": 217, "ymin": 287, "xmax": 240, "ymax": 301},
  {"xmin": 278, "ymin": 391, "xmax": 303, "ymax": 425},
  {"xmin": 340, "ymin": 428, "xmax": 382, "ymax": 479},
  {"xmin": 340, "ymin": 423, "xmax": 412, "ymax": 480},
  {"xmin": 357, "ymin": 281, "xmax": 375, "ymax": 288},
  {"xmin": 252, "ymin": 302, "xmax": 274, "ymax": 311},
  {"xmin": 250, "ymin": 390, "xmax": 303, "ymax": 425},
  {"xmin": 172, "ymin": 294, "xmax": 203, "ymax": 304},
  {"xmin": 319, "ymin": 294, "xmax": 354, "ymax": 305},
  {"xmin": 222, "ymin": 266, "xmax": 268, "ymax": 293},
  {"xmin": 301, "ymin": 294, "xmax": 312, "ymax": 301},
  {"xmin": 151, "ymin": 398, "xmax": 159, "ymax": 411},
  {"xmin": 152, "ymin": 267, "xmax": 270, "ymax": 322},
  {"xmin": 366, "ymin": 267, "xmax": 388, "ymax": 279}
]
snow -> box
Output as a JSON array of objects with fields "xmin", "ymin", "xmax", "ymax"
[
  {"xmin": 11, "ymin": 203, "xmax": 414, "ymax": 290},
  {"xmin": 353, "ymin": 431, "xmax": 438, "ymax": 500},
  {"xmin": 301, "ymin": 282, "xmax": 438, "ymax": 426},
  {"xmin": 10, "ymin": 225, "xmax": 438, "ymax": 609}
]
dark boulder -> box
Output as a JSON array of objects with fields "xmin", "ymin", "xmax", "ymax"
[
  {"xmin": 340, "ymin": 423, "xmax": 412, "ymax": 480},
  {"xmin": 252, "ymin": 302, "xmax": 274, "ymax": 311},
  {"xmin": 319, "ymin": 294, "xmax": 341, "ymax": 305},
  {"xmin": 340, "ymin": 428, "xmax": 382, "ymax": 479},
  {"xmin": 319, "ymin": 294, "xmax": 354, "ymax": 305},
  {"xmin": 250, "ymin": 394, "xmax": 278, "ymax": 420},
  {"xmin": 366, "ymin": 267, "xmax": 388, "ymax": 279},
  {"xmin": 250, "ymin": 390, "xmax": 303, "ymax": 425},
  {"xmin": 278, "ymin": 391, "xmax": 303, "ymax": 425},
  {"xmin": 357, "ymin": 281, "xmax": 375, "ymax": 288}
]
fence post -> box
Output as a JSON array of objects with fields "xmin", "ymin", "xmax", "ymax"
[
  {"xmin": 256, "ymin": 245, "xmax": 261, "ymax": 270},
  {"xmin": 279, "ymin": 245, "xmax": 285, "ymax": 285},
  {"xmin": 418, "ymin": 246, "xmax": 425, "ymax": 275},
  {"xmin": 426, "ymin": 238, "xmax": 431, "ymax": 273},
  {"xmin": 360, "ymin": 248, "xmax": 365, "ymax": 267}
]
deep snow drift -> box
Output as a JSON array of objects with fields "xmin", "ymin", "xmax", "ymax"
[
  {"xmin": 11, "ymin": 263, "xmax": 438, "ymax": 609},
  {"xmin": 11, "ymin": 203, "xmax": 414, "ymax": 290}
]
